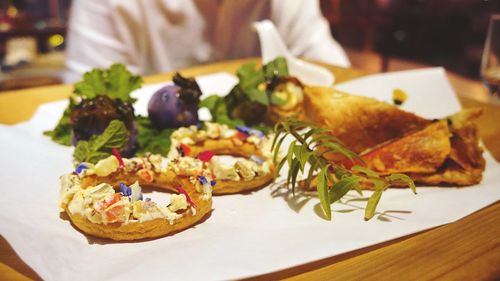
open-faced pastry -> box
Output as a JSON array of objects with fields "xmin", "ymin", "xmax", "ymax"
[
  {"xmin": 166, "ymin": 122, "xmax": 276, "ymax": 194},
  {"xmin": 59, "ymin": 173, "xmax": 212, "ymax": 241}
]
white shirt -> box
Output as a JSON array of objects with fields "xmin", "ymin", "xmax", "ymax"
[{"xmin": 65, "ymin": 0, "xmax": 350, "ymax": 82}]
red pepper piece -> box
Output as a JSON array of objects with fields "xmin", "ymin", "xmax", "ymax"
[
  {"xmin": 112, "ymin": 148, "xmax": 124, "ymax": 169},
  {"xmin": 198, "ymin": 150, "xmax": 215, "ymax": 162},
  {"xmin": 180, "ymin": 143, "xmax": 191, "ymax": 156},
  {"xmin": 176, "ymin": 186, "xmax": 196, "ymax": 208},
  {"xmin": 235, "ymin": 131, "xmax": 248, "ymax": 141}
]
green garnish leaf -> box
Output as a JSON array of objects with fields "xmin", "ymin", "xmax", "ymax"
[
  {"xmin": 199, "ymin": 95, "xmax": 246, "ymax": 128},
  {"xmin": 73, "ymin": 120, "xmax": 128, "ymax": 164},
  {"xmin": 74, "ymin": 63, "xmax": 142, "ymax": 103},
  {"xmin": 272, "ymin": 118, "xmax": 417, "ymax": 221},
  {"xmin": 135, "ymin": 116, "xmax": 175, "ymax": 156},
  {"xmin": 263, "ymin": 57, "xmax": 289, "ymax": 80},
  {"xmin": 91, "ymin": 120, "xmax": 129, "ymax": 151},
  {"xmin": 365, "ymin": 189, "xmax": 383, "ymax": 220},
  {"xmin": 352, "ymin": 165, "xmax": 380, "ymax": 178},
  {"xmin": 73, "ymin": 141, "xmax": 110, "ymax": 164},
  {"xmin": 386, "ymin": 174, "xmax": 417, "ymax": 194},
  {"xmin": 198, "ymin": 95, "xmax": 221, "ymax": 110},
  {"xmin": 237, "ymin": 63, "xmax": 265, "ymax": 91},
  {"xmin": 317, "ymin": 165, "xmax": 332, "ymax": 219},
  {"xmin": 270, "ymin": 93, "xmax": 286, "ymax": 106},
  {"xmin": 43, "ymin": 105, "xmax": 72, "ymax": 145},
  {"xmin": 199, "ymin": 57, "xmax": 292, "ymax": 132},
  {"xmin": 199, "ymin": 95, "xmax": 273, "ymax": 134},
  {"xmin": 246, "ymin": 88, "xmax": 269, "ymax": 105},
  {"xmin": 45, "ymin": 64, "xmax": 142, "ymax": 146},
  {"xmin": 235, "ymin": 63, "xmax": 268, "ymax": 105},
  {"xmin": 329, "ymin": 175, "xmax": 361, "ymax": 204},
  {"xmin": 74, "ymin": 69, "xmax": 107, "ymax": 99}
]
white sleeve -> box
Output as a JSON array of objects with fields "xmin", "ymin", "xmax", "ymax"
[
  {"xmin": 64, "ymin": 0, "xmax": 140, "ymax": 82},
  {"xmin": 270, "ymin": 0, "xmax": 350, "ymax": 67}
]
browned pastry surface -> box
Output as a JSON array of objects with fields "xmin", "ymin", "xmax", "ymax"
[
  {"xmin": 301, "ymin": 87, "xmax": 485, "ymax": 187},
  {"xmin": 66, "ymin": 189, "xmax": 212, "ymax": 241},
  {"xmin": 303, "ymin": 86, "xmax": 431, "ymax": 154}
]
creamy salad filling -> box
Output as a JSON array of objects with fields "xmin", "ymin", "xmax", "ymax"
[
  {"xmin": 165, "ymin": 153, "xmax": 272, "ymax": 182},
  {"xmin": 75, "ymin": 153, "xmax": 165, "ymax": 179},
  {"xmin": 59, "ymin": 174, "xmax": 208, "ymax": 225},
  {"xmin": 170, "ymin": 122, "xmax": 271, "ymax": 149},
  {"xmin": 169, "ymin": 122, "xmax": 273, "ymax": 181}
]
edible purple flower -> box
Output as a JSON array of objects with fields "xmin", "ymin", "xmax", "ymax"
[
  {"xmin": 250, "ymin": 129, "xmax": 265, "ymax": 138},
  {"xmin": 236, "ymin": 125, "xmax": 251, "ymax": 135},
  {"xmin": 75, "ymin": 163, "xmax": 88, "ymax": 174},
  {"xmin": 236, "ymin": 125, "xmax": 264, "ymax": 138},
  {"xmin": 119, "ymin": 182, "xmax": 132, "ymax": 197},
  {"xmin": 210, "ymin": 180, "xmax": 216, "ymax": 187},
  {"xmin": 197, "ymin": 175, "xmax": 208, "ymax": 185}
]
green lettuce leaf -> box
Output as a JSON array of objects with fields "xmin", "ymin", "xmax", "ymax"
[
  {"xmin": 74, "ymin": 64, "xmax": 142, "ymax": 103},
  {"xmin": 199, "ymin": 95, "xmax": 245, "ymax": 128},
  {"xmin": 73, "ymin": 120, "xmax": 128, "ymax": 164},
  {"xmin": 135, "ymin": 116, "xmax": 175, "ymax": 156},
  {"xmin": 45, "ymin": 64, "xmax": 142, "ymax": 146},
  {"xmin": 263, "ymin": 57, "xmax": 289, "ymax": 80},
  {"xmin": 43, "ymin": 105, "xmax": 72, "ymax": 145}
]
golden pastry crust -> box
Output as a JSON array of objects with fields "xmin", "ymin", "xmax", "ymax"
[
  {"xmin": 355, "ymin": 120, "xmax": 452, "ymax": 175},
  {"xmin": 303, "ymin": 86, "xmax": 431, "ymax": 154},
  {"xmin": 168, "ymin": 124, "xmax": 277, "ymax": 194},
  {"xmin": 300, "ymin": 87, "xmax": 485, "ymax": 188},
  {"xmin": 188, "ymin": 139, "xmax": 265, "ymax": 159},
  {"xmin": 354, "ymin": 109, "xmax": 485, "ymax": 186},
  {"xmin": 214, "ymin": 166, "xmax": 276, "ymax": 194},
  {"xmin": 61, "ymin": 173, "xmax": 212, "ymax": 241},
  {"xmin": 66, "ymin": 186, "xmax": 212, "ymax": 241},
  {"xmin": 81, "ymin": 164, "xmax": 276, "ymax": 195}
]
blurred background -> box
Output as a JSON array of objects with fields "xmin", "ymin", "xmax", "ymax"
[{"xmin": 0, "ymin": 0, "xmax": 499, "ymax": 91}]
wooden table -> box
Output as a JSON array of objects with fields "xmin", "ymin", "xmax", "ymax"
[{"xmin": 0, "ymin": 59, "xmax": 499, "ymax": 280}]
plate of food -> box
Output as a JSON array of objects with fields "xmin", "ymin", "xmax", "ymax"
[{"xmin": 0, "ymin": 59, "xmax": 498, "ymax": 280}]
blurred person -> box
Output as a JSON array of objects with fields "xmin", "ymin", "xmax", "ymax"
[{"xmin": 64, "ymin": 0, "xmax": 350, "ymax": 82}]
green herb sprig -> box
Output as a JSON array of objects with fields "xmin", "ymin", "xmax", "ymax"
[
  {"xmin": 271, "ymin": 118, "xmax": 416, "ymax": 220},
  {"xmin": 73, "ymin": 120, "xmax": 128, "ymax": 165},
  {"xmin": 74, "ymin": 63, "xmax": 142, "ymax": 103},
  {"xmin": 135, "ymin": 116, "xmax": 175, "ymax": 156},
  {"xmin": 44, "ymin": 64, "xmax": 143, "ymax": 145},
  {"xmin": 199, "ymin": 57, "xmax": 290, "ymax": 131}
]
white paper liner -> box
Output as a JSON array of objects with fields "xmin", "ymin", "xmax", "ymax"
[{"xmin": 0, "ymin": 70, "xmax": 499, "ymax": 280}]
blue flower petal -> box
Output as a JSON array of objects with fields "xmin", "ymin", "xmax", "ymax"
[
  {"xmin": 250, "ymin": 155, "xmax": 264, "ymax": 165},
  {"xmin": 236, "ymin": 125, "xmax": 264, "ymax": 138},
  {"xmin": 119, "ymin": 182, "xmax": 132, "ymax": 196},
  {"xmin": 235, "ymin": 125, "xmax": 251, "ymax": 135},
  {"xmin": 197, "ymin": 175, "xmax": 208, "ymax": 185},
  {"xmin": 75, "ymin": 163, "xmax": 88, "ymax": 174},
  {"xmin": 249, "ymin": 129, "xmax": 265, "ymax": 138}
]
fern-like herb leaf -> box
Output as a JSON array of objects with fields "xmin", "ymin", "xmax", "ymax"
[{"xmin": 272, "ymin": 118, "xmax": 416, "ymax": 221}]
